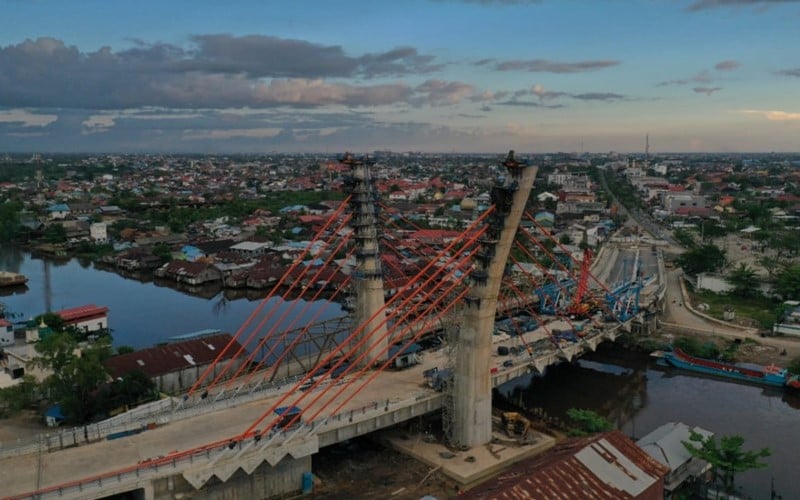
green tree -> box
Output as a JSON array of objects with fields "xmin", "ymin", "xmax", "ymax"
[
  {"xmin": 33, "ymin": 333, "xmax": 112, "ymax": 424},
  {"xmin": 559, "ymin": 234, "xmax": 573, "ymax": 245},
  {"xmin": 0, "ymin": 200, "xmax": 23, "ymax": 242},
  {"xmin": 673, "ymin": 228, "xmax": 697, "ymax": 249},
  {"xmin": 727, "ymin": 263, "xmax": 759, "ymax": 298},
  {"xmin": 0, "ymin": 375, "xmax": 38, "ymax": 415},
  {"xmin": 758, "ymin": 256, "xmax": 783, "ymax": 279},
  {"xmin": 43, "ymin": 223, "xmax": 67, "ymax": 244},
  {"xmin": 565, "ymin": 408, "xmax": 612, "ymax": 437},
  {"xmin": 676, "ymin": 244, "xmax": 726, "ymax": 275},
  {"xmin": 682, "ymin": 430, "xmax": 771, "ymax": 494},
  {"xmin": 775, "ymin": 265, "xmax": 800, "ymax": 300}
]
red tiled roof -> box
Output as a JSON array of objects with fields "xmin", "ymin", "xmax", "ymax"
[
  {"xmin": 56, "ymin": 304, "xmax": 109, "ymax": 322},
  {"xmin": 0, "ymin": 318, "xmax": 12, "ymax": 328},
  {"xmin": 103, "ymin": 333, "xmax": 243, "ymax": 379}
]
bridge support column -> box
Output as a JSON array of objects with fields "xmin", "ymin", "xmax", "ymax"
[
  {"xmin": 451, "ymin": 152, "xmax": 537, "ymax": 448},
  {"xmin": 344, "ymin": 154, "xmax": 389, "ymax": 367}
]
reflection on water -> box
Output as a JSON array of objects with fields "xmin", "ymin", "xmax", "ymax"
[
  {"xmin": 499, "ymin": 345, "xmax": 800, "ymax": 499},
  {"xmin": 0, "ymin": 247, "xmax": 343, "ymax": 350}
]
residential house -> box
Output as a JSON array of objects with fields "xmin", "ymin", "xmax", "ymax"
[
  {"xmin": 102, "ymin": 333, "xmax": 246, "ymax": 394},
  {"xmin": 55, "ymin": 304, "xmax": 109, "ymax": 333},
  {"xmin": 464, "ymin": 430, "xmax": 669, "ymax": 499},
  {"xmin": 155, "ymin": 261, "xmax": 223, "ymax": 285},
  {"xmin": 637, "ymin": 422, "xmax": 713, "ymax": 498},
  {"xmin": 0, "ymin": 318, "xmax": 13, "ymax": 346},
  {"xmin": 90, "ymin": 222, "xmax": 108, "ymax": 243},
  {"xmin": 47, "ymin": 203, "xmax": 70, "ymax": 220}
]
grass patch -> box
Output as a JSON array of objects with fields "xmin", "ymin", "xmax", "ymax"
[{"xmin": 690, "ymin": 290, "xmax": 779, "ymax": 329}]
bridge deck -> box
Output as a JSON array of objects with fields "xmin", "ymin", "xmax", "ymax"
[{"xmin": 1, "ymin": 317, "xmax": 623, "ymax": 499}]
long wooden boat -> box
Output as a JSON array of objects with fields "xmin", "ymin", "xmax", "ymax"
[{"xmin": 662, "ymin": 347, "xmax": 798, "ymax": 388}]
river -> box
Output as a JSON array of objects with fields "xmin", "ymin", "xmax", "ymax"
[
  {"xmin": 500, "ymin": 345, "xmax": 800, "ymax": 499},
  {"xmin": 0, "ymin": 247, "xmax": 343, "ymax": 350}
]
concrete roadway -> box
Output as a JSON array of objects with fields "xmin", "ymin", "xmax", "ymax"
[{"xmin": 1, "ymin": 348, "xmax": 446, "ymax": 497}]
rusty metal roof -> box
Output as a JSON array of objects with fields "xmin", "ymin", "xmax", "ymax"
[{"xmin": 464, "ymin": 431, "xmax": 669, "ymax": 499}]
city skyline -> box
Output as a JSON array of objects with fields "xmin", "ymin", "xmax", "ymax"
[{"xmin": 1, "ymin": 0, "xmax": 799, "ymax": 154}]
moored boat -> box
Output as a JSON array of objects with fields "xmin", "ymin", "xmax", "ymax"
[
  {"xmin": 663, "ymin": 347, "xmax": 794, "ymax": 388},
  {"xmin": 0, "ymin": 271, "xmax": 28, "ymax": 287}
]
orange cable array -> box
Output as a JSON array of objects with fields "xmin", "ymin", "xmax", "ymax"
[{"xmin": 187, "ymin": 196, "xmax": 352, "ymax": 395}]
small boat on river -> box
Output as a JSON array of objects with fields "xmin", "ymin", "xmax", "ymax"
[
  {"xmin": 661, "ymin": 347, "xmax": 800, "ymax": 389},
  {"xmin": 0, "ymin": 271, "xmax": 28, "ymax": 287}
]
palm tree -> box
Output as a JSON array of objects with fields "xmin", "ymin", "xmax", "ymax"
[{"xmin": 727, "ymin": 263, "xmax": 759, "ymax": 298}]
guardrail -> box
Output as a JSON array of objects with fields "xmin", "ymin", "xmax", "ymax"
[
  {"xmin": 0, "ymin": 373, "xmax": 305, "ymax": 459},
  {"xmin": 5, "ymin": 392, "xmax": 434, "ymax": 500}
]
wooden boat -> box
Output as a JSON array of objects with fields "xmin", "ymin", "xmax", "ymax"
[{"xmin": 663, "ymin": 347, "xmax": 799, "ymax": 389}]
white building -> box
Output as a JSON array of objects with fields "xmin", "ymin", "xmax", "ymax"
[
  {"xmin": 0, "ymin": 319, "xmax": 13, "ymax": 346},
  {"xmin": 90, "ymin": 222, "xmax": 108, "ymax": 243}
]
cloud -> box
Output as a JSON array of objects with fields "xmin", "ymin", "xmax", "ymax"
[
  {"xmin": 657, "ymin": 70, "xmax": 713, "ymax": 86},
  {"xmin": 496, "ymin": 100, "xmax": 566, "ymax": 108},
  {"xmin": 183, "ymin": 127, "xmax": 282, "ymax": 140},
  {"xmin": 531, "ymin": 84, "xmax": 567, "ymax": 101},
  {"xmin": 740, "ymin": 109, "xmax": 800, "ymax": 121},
  {"xmin": 413, "ymin": 80, "xmax": 475, "ymax": 106},
  {"xmin": 693, "ymin": 86, "xmax": 723, "ymax": 95},
  {"xmin": 0, "ymin": 36, "xmax": 435, "ymax": 110},
  {"xmin": 185, "ymin": 35, "xmax": 442, "ymax": 78},
  {"xmin": 715, "ymin": 60, "xmax": 741, "ymax": 71},
  {"xmin": 571, "ymin": 92, "xmax": 627, "ymax": 101},
  {"xmin": 0, "ymin": 108, "xmax": 58, "ymax": 127},
  {"xmin": 775, "ymin": 67, "xmax": 800, "ymax": 77},
  {"xmin": 493, "ymin": 59, "xmax": 620, "ymax": 73},
  {"xmin": 685, "ymin": 0, "xmax": 800, "ymax": 11}
]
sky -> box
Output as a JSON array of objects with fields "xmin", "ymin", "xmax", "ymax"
[{"xmin": 0, "ymin": 0, "xmax": 798, "ymax": 154}]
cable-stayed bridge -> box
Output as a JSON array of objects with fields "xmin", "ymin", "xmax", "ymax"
[{"xmin": 1, "ymin": 151, "xmax": 661, "ymax": 500}]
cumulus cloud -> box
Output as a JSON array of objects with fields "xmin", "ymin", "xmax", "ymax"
[
  {"xmin": 715, "ymin": 60, "xmax": 741, "ymax": 71},
  {"xmin": 413, "ymin": 80, "xmax": 475, "ymax": 106},
  {"xmin": 493, "ymin": 59, "xmax": 620, "ymax": 73},
  {"xmin": 693, "ymin": 86, "xmax": 723, "ymax": 95},
  {"xmin": 0, "ymin": 109, "xmax": 58, "ymax": 127},
  {"xmin": 0, "ymin": 36, "xmax": 437, "ymax": 110},
  {"xmin": 685, "ymin": 0, "xmax": 800, "ymax": 11},
  {"xmin": 775, "ymin": 67, "xmax": 800, "ymax": 77},
  {"xmin": 740, "ymin": 109, "xmax": 800, "ymax": 121}
]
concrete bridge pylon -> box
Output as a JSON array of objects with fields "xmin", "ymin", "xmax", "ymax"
[
  {"xmin": 343, "ymin": 153, "xmax": 389, "ymax": 367},
  {"xmin": 450, "ymin": 151, "xmax": 537, "ymax": 449}
]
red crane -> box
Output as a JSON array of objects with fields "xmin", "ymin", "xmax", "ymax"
[{"xmin": 567, "ymin": 247, "xmax": 594, "ymax": 318}]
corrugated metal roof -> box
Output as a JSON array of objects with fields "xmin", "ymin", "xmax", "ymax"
[
  {"xmin": 103, "ymin": 333, "xmax": 243, "ymax": 379},
  {"xmin": 464, "ymin": 431, "xmax": 669, "ymax": 500},
  {"xmin": 56, "ymin": 304, "xmax": 109, "ymax": 322},
  {"xmin": 637, "ymin": 422, "xmax": 713, "ymax": 473}
]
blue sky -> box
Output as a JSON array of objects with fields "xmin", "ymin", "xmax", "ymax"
[{"xmin": 0, "ymin": 0, "xmax": 798, "ymax": 153}]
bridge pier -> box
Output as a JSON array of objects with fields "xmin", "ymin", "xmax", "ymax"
[
  {"xmin": 345, "ymin": 154, "xmax": 389, "ymax": 367},
  {"xmin": 451, "ymin": 152, "xmax": 537, "ymax": 449}
]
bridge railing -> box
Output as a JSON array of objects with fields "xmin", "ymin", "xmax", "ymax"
[
  {"xmin": 0, "ymin": 373, "xmax": 306, "ymax": 459},
  {"xmin": 6, "ymin": 392, "xmax": 434, "ymax": 500}
]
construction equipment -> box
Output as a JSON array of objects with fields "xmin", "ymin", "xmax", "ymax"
[
  {"xmin": 567, "ymin": 248, "xmax": 594, "ymax": 319},
  {"xmin": 501, "ymin": 412, "xmax": 531, "ymax": 441}
]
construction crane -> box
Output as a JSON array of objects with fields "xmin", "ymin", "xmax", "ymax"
[{"xmin": 567, "ymin": 247, "xmax": 594, "ymax": 319}]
